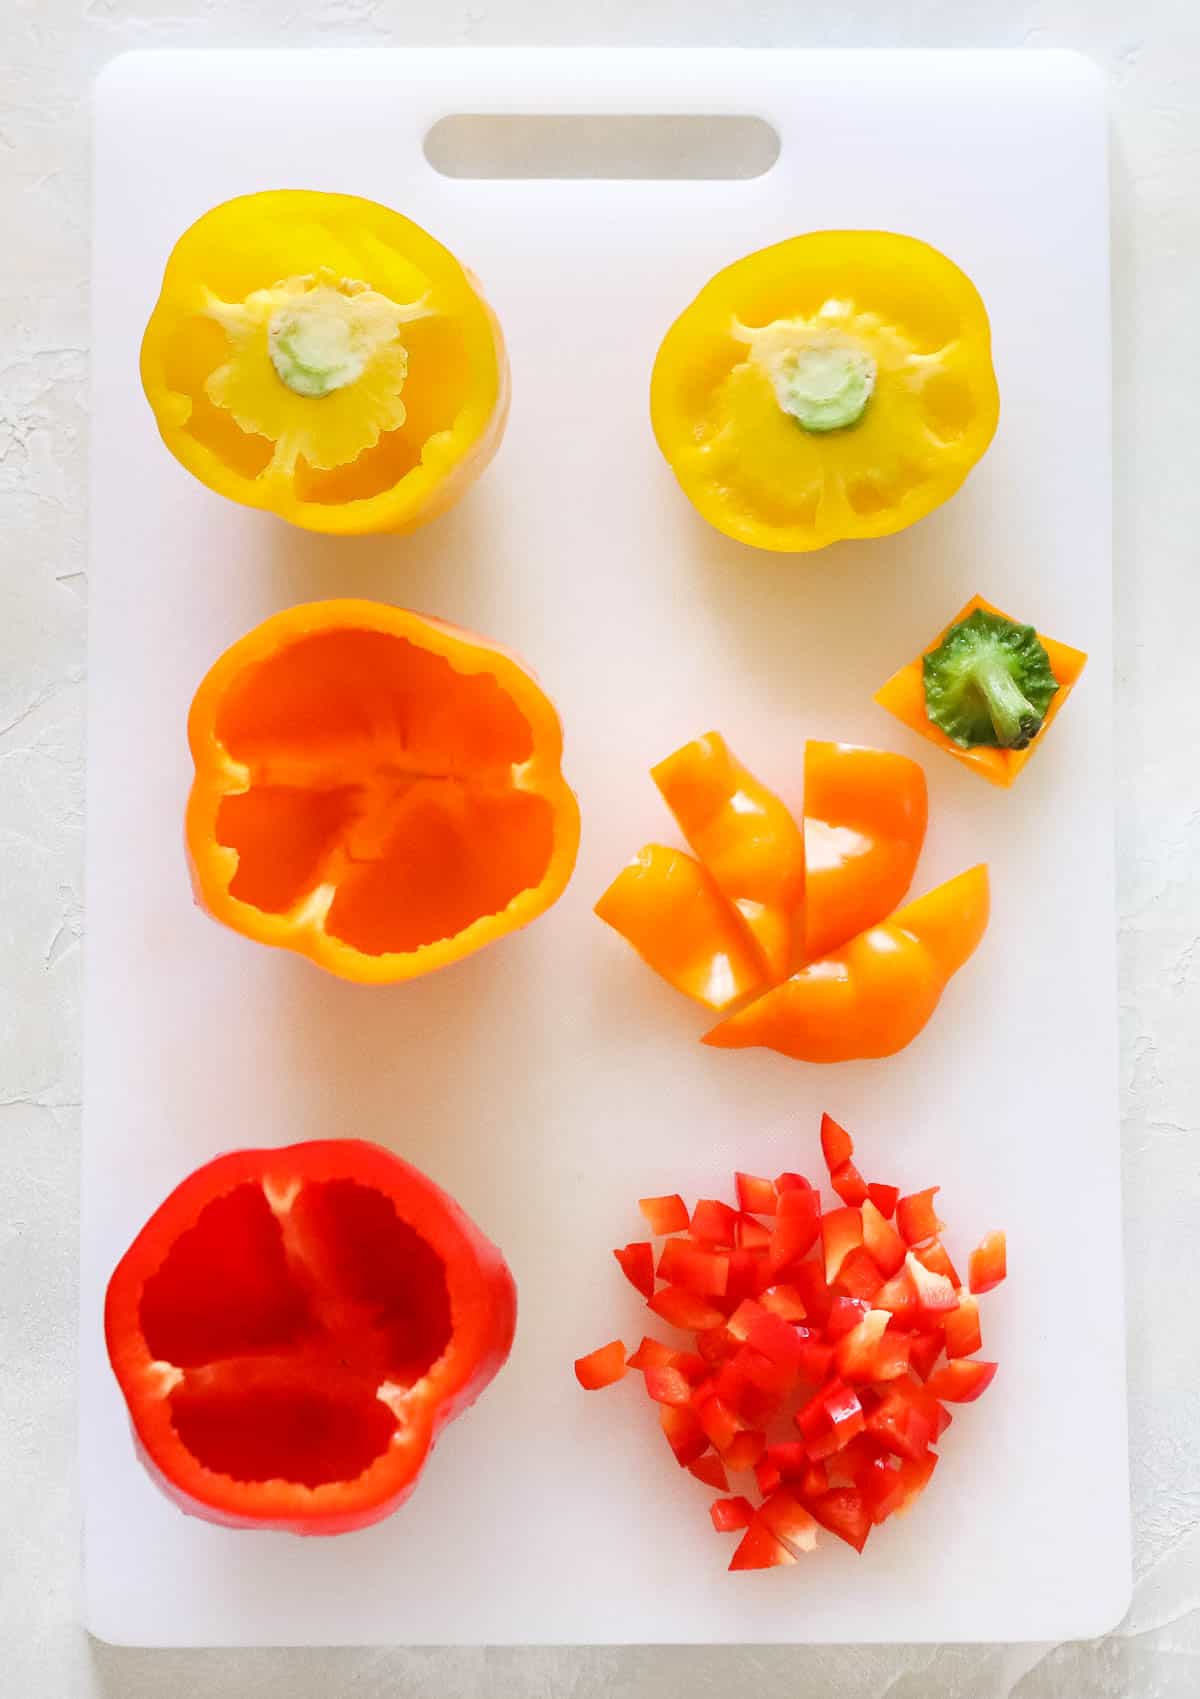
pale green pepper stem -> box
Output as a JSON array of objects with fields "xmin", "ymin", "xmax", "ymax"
[
  {"xmin": 971, "ymin": 655, "xmax": 1043, "ymax": 749},
  {"xmin": 775, "ymin": 345, "xmax": 876, "ymax": 433}
]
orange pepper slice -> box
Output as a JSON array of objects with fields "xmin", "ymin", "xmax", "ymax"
[
  {"xmin": 186, "ymin": 600, "xmax": 579, "ymax": 983},
  {"xmin": 874, "ymin": 595, "xmax": 1087, "ymax": 788},
  {"xmin": 703, "ymin": 866, "xmax": 989, "ymax": 1063},
  {"xmin": 651, "ymin": 732, "xmax": 805, "ymax": 980},
  {"xmin": 803, "ymin": 742, "xmax": 928, "ymax": 962},
  {"xmin": 594, "ymin": 845, "xmax": 767, "ymax": 1012}
]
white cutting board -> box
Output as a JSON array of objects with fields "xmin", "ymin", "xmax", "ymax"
[{"xmin": 83, "ymin": 48, "xmax": 1126, "ymax": 1646}]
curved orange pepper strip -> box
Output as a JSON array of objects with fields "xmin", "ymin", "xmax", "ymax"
[
  {"xmin": 651, "ymin": 732, "xmax": 805, "ymax": 981},
  {"xmin": 594, "ymin": 844, "xmax": 767, "ymax": 1012},
  {"xmin": 874, "ymin": 595, "xmax": 1087, "ymax": 788},
  {"xmin": 803, "ymin": 742, "xmax": 928, "ymax": 962},
  {"xmin": 187, "ymin": 600, "xmax": 579, "ymax": 984},
  {"xmin": 703, "ymin": 865, "xmax": 989, "ymax": 1062}
]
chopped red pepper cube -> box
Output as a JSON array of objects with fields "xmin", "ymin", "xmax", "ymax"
[
  {"xmin": 643, "ymin": 1364, "xmax": 694, "ymax": 1406},
  {"xmin": 660, "ymin": 1401, "xmax": 708, "ymax": 1466},
  {"xmin": 907, "ymin": 1329, "xmax": 944, "ymax": 1381},
  {"xmin": 746, "ymin": 1309, "xmax": 806, "ymax": 1370},
  {"xmin": 755, "ymin": 1458, "xmax": 784, "ymax": 1496},
  {"xmin": 725, "ymin": 1247, "xmax": 770, "ymax": 1302},
  {"xmin": 766, "ymin": 1440, "xmax": 809, "ymax": 1479},
  {"xmin": 710, "ymin": 1494, "xmax": 755, "ymax": 1532},
  {"xmin": 860, "ymin": 1197, "xmax": 906, "ymax": 1278},
  {"xmin": 697, "ymin": 1393, "xmax": 741, "ymax": 1453},
  {"xmin": 774, "ymin": 1171, "xmax": 813, "ymax": 1193},
  {"xmin": 729, "ymin": 1518, "xmax": 796, "ymax": 1570},
  {"xmin": 807, "ymin": 1488, "xmax": 871, "ymax": 1552},
  {"xmin": 721, "ymin": 1429, "xmax": 766, "ymax": 1472},
  {"xmin": 834, "ymin": 1309, "xmax": 892, "ymax": 1382},
  {"xmin": 638, "ymin": 1193, "xmax": 690, "ymax": 1235},
  {"xmin": 688, "ymin": 1452, "xmax": 730, "ymax": 1492},
  {"xmin": 833, "ymin": 1245, "xmax": 885, "ymax": 1302},
  {"xmin": 872, "ymin": 1450, "xmax": 938, "ymax": 1521},
  {"xmin": 736, "ymin": 1214, "xmax": 773, "ymax": 1251},
  {"xmin": 969, "ymin": 1230, "xmax": 1007, "ymax": 1295},
  {"xmin": 658, "ymin": 1236, "xmax": 730, "ymax": 1298},
  {"xmin": 905, "ymin": 1250, "xmax": 957, "ymax": 1320},
  {"xmin": 865, "ymin": 1388, "xmax": 933, "ymax": 1461},
  {"xmin": 790, "ymin": 1258, "xmax": 833, "ymax": 1329},
  {"xmin": 759, "ymin": 1282, "xmax": 807, "ymax": 1322},
  {"xmin": 869, "ymin": 1326, "xmax": 913, "ymax": 1382},
  {"xmin": 695, "ymin": 1324, "xmax": 740, "ymax": 1366},
  {"xmin": 735, "ymin": 1172, "xmax": 777, "ymax": 1215},
  {"xmin": 726, "ymin": 1298, "xmax": 769, "ymax": 1341},
  {"xmin": 626, "ymin": 1336, "xmax": 674, "ymax": 1371},
  {"xmin": 647, "ymin": 1284, "xmax": 726, "ymax": 1331},
  {"xmin": 769, "ymin": 1185, "xmax": 822, "ymax": 1274},
  {"xmin": 805, "ymin": 1385, "xmax": 866, "ymax": 1460},
  {"xmin": 867, "ymin": 1182, "xmax": 900, "ymax": 1219},
  {"xmin": 911, "ymin": 1237, "xmax": 961, "ymax": 1288},
  {"xmin": 830, "ymin": 1160, "xmax": 868, "ymax": 1206},
  {"xmin": 925, "ymin": 1359, "xmax": 998, "ymax": 1403},
  {"xmin": 689, "ymin": 1197, "xmax": 739, "ymax": 1247},
  {"xmin": 613, "ymin": 1241, "xmax": 656, "ymax": 1300},
  {"xmin": 820, "ymin": 1112, "xmax": 854, "ymax": 1172},
  {"xmin": 821, "ymin": 1206, "xmax": 864, "ymax": 1284},
  {"xmin": 794, "ymin": 1335, "xmax": 835, "ymax": 1387},
  {"xmin": 874, "ymin": 1263, "xmax": 919, "ymax": 1327},
  {"xmin": 672, "ymin": 1350, "xmax": 710, "ymax": 1384},
  {"xmin": 896, "ymin": 1187, "xmax": 943, "ymax": 1245},
  {"xmin": 943, "ymin": 1294, "xmax": 982, "ymax": 1359},
  {"xmin": 575, "ymin": 1340, "xmax": 628, "ymax": 1391},
  {"xmin": 759, "ymin": 1487, "xmax": 819, "ymax": 1554},
  {"xmin": 826, "ymin": 1295, "xmax": 871, "ymax": 1340}
]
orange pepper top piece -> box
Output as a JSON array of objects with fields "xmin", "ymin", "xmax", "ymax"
[
  {"xmin": 703, "ymin": 865, "xmax": 989, "ymax": 1064},
  {"xmin": 874, "ymin": 595, "xmax": 1088, "ymax": 788},
  {"xmin": 651, "ymin": 732, "xmax": 805, "ymax": 981},
  {"xmin": 186, "ymin": 600, "xmax": 579, "ymax": 984},
  {"xmin": 802, "ymin": 742, "xmax": 928, "ymax": 963}
]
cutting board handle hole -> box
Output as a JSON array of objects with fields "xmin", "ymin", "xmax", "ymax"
[{"xmin": 423, "ymin": 114, "xmax": 780, "ymax": 180}]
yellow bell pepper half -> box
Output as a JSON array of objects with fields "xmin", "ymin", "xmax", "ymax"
[
  {"xmin": 140, "ymin": 190, "xmax": 509, "ymax": 536},
  {"xmin": 650, "ymin": 230, "xmax": 1000, "ymax": 554}
]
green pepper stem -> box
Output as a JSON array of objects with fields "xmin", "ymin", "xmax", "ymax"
[{"xmin": 972, "ymin": 656, "xmax": 1043, "ymax": 749}]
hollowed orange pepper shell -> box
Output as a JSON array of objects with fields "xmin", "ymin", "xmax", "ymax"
[{"xmin": 186, "ymin": 600, "xmax": 580, "ymax": 983}]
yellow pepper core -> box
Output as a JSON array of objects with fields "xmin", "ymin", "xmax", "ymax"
[
  {"xmin": 204, "ymin": 268, "xmax": 431, "ymax": 477},
  {"xmin": 650, "ymin": 230, "xmax": 1000, "ymax": 554},
  {"xmin": 140, "ymin": 191, "xmax": 509, "ymax": 536}
]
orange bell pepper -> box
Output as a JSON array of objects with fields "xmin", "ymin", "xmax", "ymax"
[
  {"xmin": 594, "ymin": 845, "xmax": 767, "ymax": 1012},
  {"xmin": 703, "ymin": 865, "xmax": 989, "ymax": 1063},
  {"xmin": 803, "ymin": 742, "xmax": 927, "ymax": 962},
  {"xmin": 186, "ymin": 599, "xmax": 579, "ymax": 983},
  {"xmin": 874, "ymin": 595, "xmax": 1087, "ymax": 788},
  {"xmin": 651, "ymin": 732, "xmax": 805, "ymax": 980}
]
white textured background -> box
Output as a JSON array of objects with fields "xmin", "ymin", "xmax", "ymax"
[{"xmin": 0, "ymin": 2, "xmax": 1195, "ymax": 1694}]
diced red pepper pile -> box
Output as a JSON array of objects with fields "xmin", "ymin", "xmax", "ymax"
[{"xmin": 573, "ymin": 1115, "xmax": 1006, "ymax": 1571}]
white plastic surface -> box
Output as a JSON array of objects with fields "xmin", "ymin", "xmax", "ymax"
[{"xmin": 83, "ymin": 47, "xmax": 1126, "ymax": 1647}]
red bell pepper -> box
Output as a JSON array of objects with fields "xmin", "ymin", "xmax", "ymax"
[{"xmin": 105, "ymin": 1140, "xmax": 516, "ymax": 1535}]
